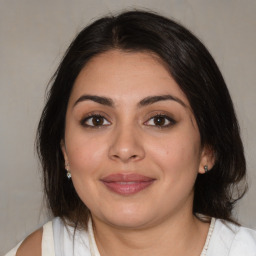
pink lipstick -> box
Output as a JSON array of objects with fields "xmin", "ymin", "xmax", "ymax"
[{"xmin": 100, "ymin": 173, "xmax": 155, "ymax": 195}]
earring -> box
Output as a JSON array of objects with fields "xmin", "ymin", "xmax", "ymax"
[
  {"xmin": 66, "ymin": 171, "xmax": 72, "ymax": 179},
  {"xmin": 204, "ymin": 165, "xmax": 209, "ymax": 173},
  {"xmin": 65, "ymin": 163, "xmax": 71, "ymax": 179}
]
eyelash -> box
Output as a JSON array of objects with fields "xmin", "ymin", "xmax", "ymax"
[
  {"xmin": 80, "ymin": 113, "xmax": 111, "ymax": 128},
  {"xmin": 144, "ymin": 114, "xmax": 176, "ymax": 128},
  {"xmin": 80, "ymin": 113, "xmax": 176, "ymax": 129}
]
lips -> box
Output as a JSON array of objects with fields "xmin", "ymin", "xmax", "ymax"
[{"xmin": 100, "ymin": 173, "xmax": 155, "ymax": 195}]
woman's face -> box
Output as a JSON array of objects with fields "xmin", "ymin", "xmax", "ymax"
[{"xmin": 62, "ymin": 50, "xmax": 210, "ymax": 229}]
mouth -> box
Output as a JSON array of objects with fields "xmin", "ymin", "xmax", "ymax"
[{"xmin": 100, "ymin": 173, "xmax": 156, "ymax": 196}]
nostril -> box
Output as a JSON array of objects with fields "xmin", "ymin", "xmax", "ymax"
[
  {"xmin": 114, "ymin": 154, "xmax": 137, "ymax": 158},
  {"xmin": 112, "ymin": 154, "xmax": 138, "ymax": 161},
  {"xmin": 108, "ymin": 138, "xmax": 145, "ymax": 162}
]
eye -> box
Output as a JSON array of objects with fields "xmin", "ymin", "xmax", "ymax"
[
  {"xmin": 81, "ymin": 114, "xmax": 111, "ymax": 128},
  {"xmin": 145, "ymin": 114, "xmax": 176, "ymax": 128}
]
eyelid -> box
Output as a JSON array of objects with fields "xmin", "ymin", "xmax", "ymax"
[
  {"xmin": 79, "ymin": 111, "xmax": 176, "ymax": 129},
  {"xmin": 80, "ymin": 112, "xmax": 112, "ymax": 128},
  {"xmin": 144, "ymin": 112, "xmax": 176, "ymax": 128}
]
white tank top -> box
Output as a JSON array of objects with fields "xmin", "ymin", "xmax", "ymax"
[
  {"xmin": 4, "ymin": 218, "xmax": 100, "ymax": 256},
  {"xmin": 4, "ymin": 217, "xmax": 256, "ymax": 256},
  {"xmin": 4, "ymin": 220, "xmax": 55, "ymax": 256},
  {"xmin": 52, "ymin": 217, "xmax": 100, "ymax": 256}
]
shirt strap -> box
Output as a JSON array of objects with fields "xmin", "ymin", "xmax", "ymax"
[{"xmin": 42, "ymin": 221, "xmax": 55, "ymax": 256}]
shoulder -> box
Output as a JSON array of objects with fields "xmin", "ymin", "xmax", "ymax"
[
  {"xmin": 6, "ymin": 219, "xmax": 55, "ymax": 256},
  {"xmin": 16, "ymin": 228, "xmax": 43, "ymax": 256},
  {"xmin": 208, "ymin": 218, "xmax": 256, "ymax": 255}
]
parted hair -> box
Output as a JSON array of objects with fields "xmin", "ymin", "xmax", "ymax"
[{"xmin": 37, "ymin": 10, "xmax": 247, "ymax": 227}]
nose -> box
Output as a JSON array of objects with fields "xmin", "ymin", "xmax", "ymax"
[{"xmin": 108, "ymin": 125, "xmax": 145, "ymax": 163}]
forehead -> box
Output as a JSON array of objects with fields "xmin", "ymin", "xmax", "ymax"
[{"xmin": 69, "ymin": 50, "xmax": 190, "ymax": 106}]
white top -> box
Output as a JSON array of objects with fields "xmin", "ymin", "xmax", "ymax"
[{"xmin": 5, "ymin": 217, "xmax": 256, "ymax": 256}]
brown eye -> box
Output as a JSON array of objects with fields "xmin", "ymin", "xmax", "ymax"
[
  {"xmin": 82, "ymin": 115, "xmax": 111, "ymax": 127},
  {"xmin": 91, "ymin": 116, "xmax": 104, "ymax": 126},
  {"xmin": 153, "ymin": 116, "xmax": 166, "ymax": 126},
  {"xmin": 145, "ymin": 114, "xmax": 176, "ymax": 128}
]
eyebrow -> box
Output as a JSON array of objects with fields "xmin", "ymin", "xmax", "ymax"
[
  {"xmin": 138, "ymin": 95, "xmax": 187, "ymax": 108},
  {"xmin": 73, "ymin": 95, "xmax": 114, "ymax": 108},
  {"xmin": 73, "ymin": 94, "xmax": 187, "ymax": 108}
]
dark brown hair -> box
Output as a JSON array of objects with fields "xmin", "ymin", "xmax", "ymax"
[{"xmin": 37, "ymin": 10, "xmax": 247, "ymax": 227}]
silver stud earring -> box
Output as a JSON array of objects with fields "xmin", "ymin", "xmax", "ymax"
[
  {"xmin": 66, "ymin": 171, "xmax": 72, "ymax": 179},
  {"xmin": 204, "ymin": 165, "xmax": 209, "ymax": 173},
  {"xmin": 65, "ymin": 163, "xmax": 71, "ymax": 179}
]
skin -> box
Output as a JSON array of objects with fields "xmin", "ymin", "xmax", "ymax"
[
  {"xmin": 17, "ymin": 50, "xmax": 214, "ymax": 255},
  {"xmin": 16, "ymin": 228, "xmax": 42, "ymax": 256},
  {"xmin": 62, "ymin": 50, "xmax": 214, "ymax": 255}
]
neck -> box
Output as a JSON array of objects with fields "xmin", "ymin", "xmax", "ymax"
[{"xmin": 91, "ymin": 211, "xmax": 210, "ymax": 256}]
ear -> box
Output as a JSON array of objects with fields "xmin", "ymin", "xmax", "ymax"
[
  {"xmin": 198, "ymin": 145, "xmax": 215, "ymax": 174},
  {"xmin": 60, "ymin": 140, "xmax": 69, "ymax": 167}
]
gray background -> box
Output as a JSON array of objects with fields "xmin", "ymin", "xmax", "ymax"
[{"xmin": 1, "ymin": 0, "xmax": 256, "ymax": 254}]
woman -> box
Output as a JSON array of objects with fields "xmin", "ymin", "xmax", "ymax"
[{"xmin": 6, "ymin": 10, "xmax": 256, "ymax": 256}]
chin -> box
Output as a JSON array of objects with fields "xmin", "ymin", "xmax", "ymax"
[
  {"xmin": 108, "ymin": 216, "xmax": 150, "ymax": 229},
  {"xmin": 98, "ymin": 206, "xmax": 157, "ymax": 230}
]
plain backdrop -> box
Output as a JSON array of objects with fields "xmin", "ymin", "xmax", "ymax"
[{"xmin": 1, "ymin": 0, "xmax": 256, "ymax": 254}]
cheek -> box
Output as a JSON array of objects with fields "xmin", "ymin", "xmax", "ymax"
[
  {"xmin": 146, "ymin": 132, "xmax": 201, "ymax": 207},
  {"xmin": 65, "ymin": 134, "xmax": 108, "ymax": 206},
  {"xmin": 65, "ymin": 129, "xmax": 107, "ymax": 176},
  {"xmin": 147, "ymin": 130, "xmax": 201, "ymax": 177}
]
